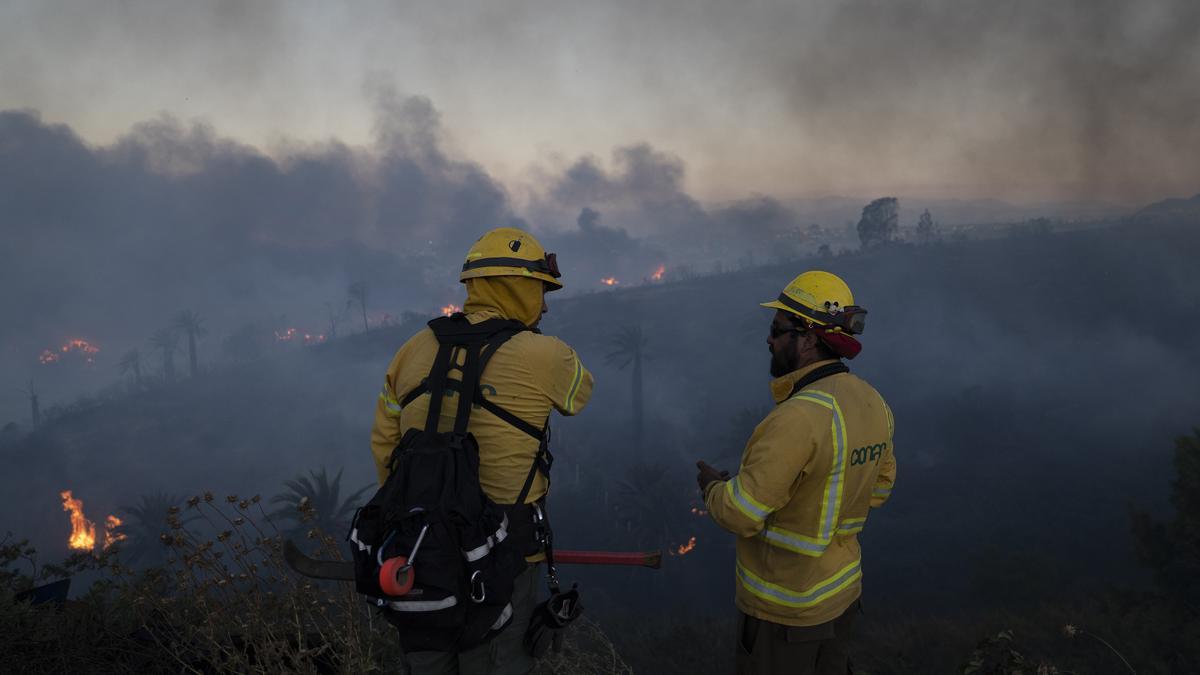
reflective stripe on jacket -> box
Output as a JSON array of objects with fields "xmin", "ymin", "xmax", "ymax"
[{"xmin": 705, "ymin": 359, "xmax": 896, "ymax": 627}]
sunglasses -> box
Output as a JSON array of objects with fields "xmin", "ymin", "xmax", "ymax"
[{"xmin": 769, "ymin": 324, "xmax": 806, "ymax": 339}]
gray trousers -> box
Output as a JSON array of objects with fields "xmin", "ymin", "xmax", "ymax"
[
  {"xmin": 735, "ymin": 600, "xmax": 861, "ymax": 675},
  {"xmin": 403, "ymin": 564, "xmax": 541, "ymax": 675}
]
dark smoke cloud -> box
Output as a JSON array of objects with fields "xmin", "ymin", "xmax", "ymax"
[
  {"xmin": 0, "ymin": 94, "xmax": 841, "ymax": 427},
  {"xmin": 777, "ymin": 0, "xmax": 1200, "ymax": 200},
  {"xmin": 4, "ymin": 2, "xmax": 1198, "ymax": 204},
  {"xmin": 542, "ymin": 144, "xmax": 706, "ymax": 235},
  {"xmin": 527, "ymin": 144, "xmax": 823, "ymax": 284},
  {"xmin": 0, "ymin": 89, "xmax": 530, "ymax": 422}
]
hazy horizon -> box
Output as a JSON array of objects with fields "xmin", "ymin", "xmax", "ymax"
[{"xmin": 4, "ymin": 0, "xmax": 1198, "ymax": 204}]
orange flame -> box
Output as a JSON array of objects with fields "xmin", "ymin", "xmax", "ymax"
[
  {"xmin": 275, "ymin": 328, "xmax": 297, "ymax": 342},
  {"xmin": 65, "ymin": 339, "xmax": 100, "ymax": 355},
  {"xmin": 690, "ymin": 507, "xmax": 708, "ymax": 516},
  {"xmin": 61, "ymin": 490, "xmax": 96, "ymax": 551},
  {"xmin": 40, "ymin": 338, "xmax": 100, "ymax": 365},
  {"xmin": 650, "ymin": 264, "xmax": 665, "ymax": 281},
  {"xmin": 104, "ymin": 515, "xmax": 126, "ymax": 549},
  {"xmin": 600, "ymin": 277, "xmax": 619, "ymax": 286},
  {"xmin": 441, "ymin": 304, "xmax": 462, "ymax": 317},
  {"xmin": 670, "ymin": 536, "xmax": 697, "ymax": 556},
  {"xmin": 303, "ymin": 333, "xmax": 327, "ymax": 345}
]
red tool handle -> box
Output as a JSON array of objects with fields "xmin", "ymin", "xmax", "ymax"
[{"xmin": 555, "ymin": 549, "xmax": 662, "ymax": 569}]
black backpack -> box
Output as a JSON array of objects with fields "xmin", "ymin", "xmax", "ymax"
[{"xmin": 347, "ymin": 314, "xmax": 553, "ymax": 653}]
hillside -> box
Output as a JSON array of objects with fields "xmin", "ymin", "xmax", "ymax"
[{"xmin": 3, "ymin": 216, "xmax": 1199, "ymax": 672}]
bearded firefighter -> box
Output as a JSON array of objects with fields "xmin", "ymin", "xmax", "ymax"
[
  {"xmin": 370, "ymin": 227, "xmax": 594, "ymax": 674},
  {"xmin": 696, "ymin": 270, "xmax": 896, "ymax": 675}
]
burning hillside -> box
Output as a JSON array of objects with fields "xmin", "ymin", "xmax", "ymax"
[{"xmin": 38, "ymin": 338, "xmax": 101, "ymax": 366}]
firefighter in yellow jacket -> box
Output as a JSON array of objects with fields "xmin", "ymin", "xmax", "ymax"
[
  {"xmin": 371, "ymin": 227, "xmax": 594, "ymax": 675},
  {"xmin": 696, "ymin": 270, "xmax": 895, "ymax": 675}
]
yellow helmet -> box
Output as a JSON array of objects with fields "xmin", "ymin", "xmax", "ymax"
[
  {"xmin": 760, "ymin": 270, "xmax": 866, "ymax": 334},
  {"xmin": 459, "ymin": 227, "xmax": 563, "ymax": 291}
]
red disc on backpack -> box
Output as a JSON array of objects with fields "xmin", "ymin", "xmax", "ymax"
[{"xmin": 379, "ymin": 556, "xmax": 415, "ymax": 596}]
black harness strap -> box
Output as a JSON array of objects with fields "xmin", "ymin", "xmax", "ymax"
[
  {"xmin": 453, "ymin": 342, "xmax": 483, "ymax": 434},
  {"xmin": 407, "ymin": 315, "xmax": 554, "ymax": 510},
  {"xmin": 422, "ymin": 342, "xmax": 457, "ymax": 433},
  {"xmin": 402, "ymin": 378, "xmax": 545, "ymax": 440},
  {"xmin": 476, "ymin": 326, "xmax": 551, "ymax": 507},
  {"xmin": 513, "ymin": 441, "xmax": 549, "ymax": 507},
  {"xmin": 400, "ymin": 320, "xmax": 546, "ymax": 441},
  {"xmin": 400, "ymin": 384, "xmax": 426, "ymax": 408},
  {"xmin": 788, "ymin": 361, "xmax": 850, "ymax": 399}
]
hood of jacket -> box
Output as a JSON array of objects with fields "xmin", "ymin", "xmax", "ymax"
[{"xmin": 464, "ymin": 275, "xmax": 544, "ymax": 327}]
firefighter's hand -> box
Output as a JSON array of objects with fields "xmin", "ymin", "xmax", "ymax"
[{"xmin": 696, "ymin": 460, "xmax": 730, "ymax": 493}]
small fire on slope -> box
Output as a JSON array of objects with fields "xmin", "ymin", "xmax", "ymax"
[
  {"xmin": 650, "ymin": 264, "xmax": 666, "ymax": 281},
  {"xmin": 600, "ymin": 277, "xmax": 619, "ymax": 286},
  {"xmin": 104, "ymin": 516, "xmax": 126, "ymax": 549},
  {"xmin": 442, "ymin": 304, "xmax": 462, "ymax": 317},
  {"xmin": 61, "ymin": 490, "xmax": 124, "ymax": 552},
  {"xmin": 670, "ymin": 536, "xmax": 697, "ymax": 556},
  {"xmin": 61, "ymin": 490, "xmax": 96, "ymax": 551},
  {"xmin": 39, "ymin": 338, "xmax": 100, "ymax": 365}
]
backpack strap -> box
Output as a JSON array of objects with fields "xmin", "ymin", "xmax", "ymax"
[
  {"xmin": 452, "ymin": 341, "xmax": 484, "ymax": 434},
  {"xmin": 411, "ymin": 314, "xmax": 554, "ymax": 506},
  {"xmin": 402, "ymin": 315, "xmax": 547, "ymax": 441},
  {"xmin": 513, "ymin": 431, "xmax": 552, "ymax": 507},
  {"xmin": 422, "ymin": 342, "xmax": 458, "ymax": 433}
]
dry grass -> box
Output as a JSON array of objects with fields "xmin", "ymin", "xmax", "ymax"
[{"xmin": 1, "ymin": 494, "xmax": 633, "ymax": 674}]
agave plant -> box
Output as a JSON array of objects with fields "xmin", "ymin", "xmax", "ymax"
[{"xmin": 270, "ymin": 467, "xmax": 373, "ymax": 539}]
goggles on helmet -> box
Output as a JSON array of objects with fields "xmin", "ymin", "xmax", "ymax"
[
  {"xmin": 773, "ymin": 293, "xmax": 867, "ymax": 335},
  {"xmin": 833, "ymin": 306, "xmax": 867, "ymax": 335},
  {"xmin": 462, "ymin": 252, "xmax": 561, "ymax": 279}
]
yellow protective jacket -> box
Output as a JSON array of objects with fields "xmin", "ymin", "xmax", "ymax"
[
  {"xmin": 370, "ymin": 276, "xmax": 594, "ymax": 509},
  {"xmin": 705, "ymin": 359, "xmax": 896, "ymax": 627}
]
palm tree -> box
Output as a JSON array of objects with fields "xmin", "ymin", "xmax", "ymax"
[
  {"xmin": 324, "ymin": 301, "xmax": 342, "ymax": 341},
  {"xmin": 118, "ymin": 349, "xmax": 143, "ymax": 389},
  {"xmin": 607, "ymin": 325, "xmax": 650, "ymax": 450},
  {"xmin": 171, "ymin": 310, "xmax": 207, "ymax": 378},
  {"xmin": 116, "ymin": 492, "xmax": 196, "ymax": 567},
  {"xmin": 18, "ymin": 382, "xmax": 40, "ymax": 429},
  {"xmin": 270, "ymin": 467, "xmax": 373, "ymax": 539},
  {"xmin": 347, "ymin": 282, "xmax": 368, "ymax": 333},
  {"xmin": 148, "ymin": 328, "xmax": 179, "ymax": 384}
]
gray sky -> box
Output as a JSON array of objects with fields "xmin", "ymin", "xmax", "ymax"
[{"xmin": 3, "ymin": 0, "xmax": 1198, "ymax": 205}]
